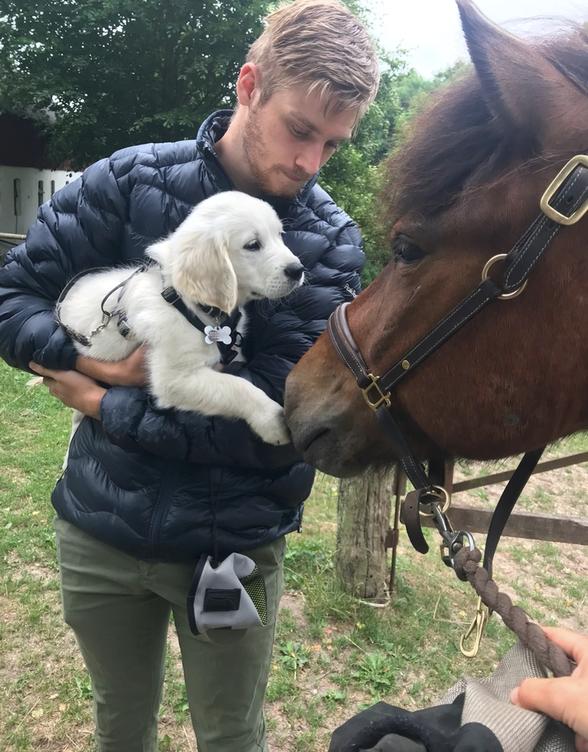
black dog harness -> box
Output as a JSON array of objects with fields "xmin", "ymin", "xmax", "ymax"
[
  {"xmin": 56, "ymin": 262, "xmax": 243, "ymax": 366},
  {"xmin": 161, "ymin": 286, "xmax": 243, "ymax": 365},
  {"xmin": 55, "ymin": 264, "xmax": 148, "ymax": 347}
]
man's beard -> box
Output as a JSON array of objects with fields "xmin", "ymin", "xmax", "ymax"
[{"xmin": 242, "ymin": 109, "xmax": 306, "ymax": 199}]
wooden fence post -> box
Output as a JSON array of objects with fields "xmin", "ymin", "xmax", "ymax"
[{"xmin": 336, "ymin": 466, "xmax": 396, "ymax": 601}]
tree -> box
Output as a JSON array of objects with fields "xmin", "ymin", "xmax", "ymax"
[{"xmin": 0, "ymin": 0, "xmax": 271, "ymax": 167}]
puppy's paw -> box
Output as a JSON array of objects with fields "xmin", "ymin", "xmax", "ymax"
[{"xmin": 251, "ymin": 406, "xmax": 291, "ymax": 446}]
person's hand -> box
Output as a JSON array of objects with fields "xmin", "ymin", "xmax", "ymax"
[
  {"xmin": 29, "ymin": 363, "xmax": 106, "ymax": 419},
  {"xmin": 511, "ymin": 627, "xmax": 588, "ymax": 752},
  {"xmin": 76, "ymin": 346, "xmax": 148, "ymax": 387}
]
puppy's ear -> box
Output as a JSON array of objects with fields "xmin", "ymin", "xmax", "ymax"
[{"xmin": 170, "ymin": 230, "xmax": 238, "ymax": 314}]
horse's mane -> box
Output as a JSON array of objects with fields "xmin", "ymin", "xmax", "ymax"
[{"xmin": 383, "ymin": 27, "xmax": 588, "ymax": 222}]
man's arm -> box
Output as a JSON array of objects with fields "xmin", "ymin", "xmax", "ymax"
[
  {"xmin": 28, "ymin": 351, "xmax": 301, "ymax": 469},
  {"xmin": 76, "ymin": 349, "xmax": 148, "ymax": 388},
  {"xmin": 93, "ymin": 307, "xmax": 322, "ymax": 468},
  {"xmin": 29, "ymin": 362, "xmax": 106, "ymax": 418}
]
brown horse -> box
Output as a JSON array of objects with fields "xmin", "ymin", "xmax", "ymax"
[{"xmin": 285, "ymin": 0, "xmax": 588, "ymax": 478}]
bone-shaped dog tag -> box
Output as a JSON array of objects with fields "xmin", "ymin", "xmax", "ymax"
[{"xmin": 204, "ymin": 325, "xmax": 233, "ymax": 345}]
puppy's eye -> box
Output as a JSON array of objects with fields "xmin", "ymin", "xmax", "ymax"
[
  {"xmin": 392, "ymin": 234, "xmax": 426, "ymax": 264},
  {"xmin": 244, "ymin": 239, "xmax": 261, "ymax": 252}
]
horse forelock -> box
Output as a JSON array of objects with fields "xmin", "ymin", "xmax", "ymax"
[{"xmin": 382, "ymin": 27, "xmax": 588, "ymax": 227}]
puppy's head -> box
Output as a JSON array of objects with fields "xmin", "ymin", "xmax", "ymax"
[
  {"xmin": 153, "ymin": 202, "xmax": 237, "ymax": 313},
  {"xmin": 156, "ymin": 192, "xmax": 304, "ymax": 313},
  {"xmin": 224, "ymin": 192, "xmax": 304, "ymax": 304}
]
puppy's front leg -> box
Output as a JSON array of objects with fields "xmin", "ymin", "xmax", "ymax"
[{"xmin": 153, "ymin": 368, "xmax": 290, "ymax": 445}]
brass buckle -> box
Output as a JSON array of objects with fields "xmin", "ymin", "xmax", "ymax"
[
  {"xmin": 540, "ymin": 154, "xmax": 588, "ymax": 226},
  {"xmin": 361, "ymin": 373, "xmax": 391, "ymax": 411},
  {"xmin": 460, "ymin": 596, "xmax": 490, "ymax": 658}
]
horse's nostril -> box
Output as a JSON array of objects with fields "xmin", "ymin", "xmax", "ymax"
[{"xmin": 284, "ymin": 263, "xmax": 304, "ymax": 281}]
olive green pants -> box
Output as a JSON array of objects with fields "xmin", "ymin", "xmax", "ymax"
[{"xmin": 55, "ymin": 518, "xmax": 285, "ymax": 752}]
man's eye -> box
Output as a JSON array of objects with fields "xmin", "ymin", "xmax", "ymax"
[
  {"xmin": 291, "ymin": 127, "xmax": 310, "ymax": 140},
  {"xmin": 392, "ymin": 234, "xmax": 426, "ymax": 264},
  {"xmin": 244, "ymin": 240, "xmax": 261, "ymax": 252}
]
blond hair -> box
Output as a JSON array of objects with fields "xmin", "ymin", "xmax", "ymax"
[{"xmin": 247, "ymin": 0, "xmax": 380, "ymax": 117}]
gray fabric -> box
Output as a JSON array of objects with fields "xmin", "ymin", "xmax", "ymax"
[
  {"xmin": 439, "ymin": 641, "xmax": 575, "ymax": 752},
  {"xmin": 192, "ymin": 553, "xmax": 263, "ymax": 633}
]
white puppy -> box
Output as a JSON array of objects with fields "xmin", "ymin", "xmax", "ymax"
[{"xmin": 56, "ymin": 191, "xmax": 304, "ymax": 446}]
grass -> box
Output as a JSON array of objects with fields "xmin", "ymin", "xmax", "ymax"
[{"xmin": 0, "ymin": 360, "xmax": 586, "ymax": 751}]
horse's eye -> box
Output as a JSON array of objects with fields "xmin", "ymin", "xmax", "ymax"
[
  {"xmin": 244, "ymin": 239, "xmax": 261, "ymax": 252},
  {"xmin": 392, "ymin": 234, "xmax": 425, "ymax": 264}
]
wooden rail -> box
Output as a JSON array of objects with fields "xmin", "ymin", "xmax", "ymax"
[
  {"xmin": 386, "ymin": 452, "xmax": 588, "ymax": 592},
  {"xmin": 0, "ymin": 232, "xmax": 26, "ymax": 242}
]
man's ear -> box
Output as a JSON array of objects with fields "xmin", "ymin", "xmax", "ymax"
[
  {"xmin": 236, "ymin": 62, "xmax": 262, "ymax": 107},
  {"xmin": 170, "ymin": 231, "xmax": 238, "ymax": 314}
]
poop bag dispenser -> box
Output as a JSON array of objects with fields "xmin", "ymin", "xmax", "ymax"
[{"xmin": 187, "ymin": 552, "xmax": 268, "ymax": 635}]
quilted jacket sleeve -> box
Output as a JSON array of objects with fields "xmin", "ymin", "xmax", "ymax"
[
  {"xmin": 0, "ymin": 159, "xmax": 128, "ymax": 371},
  {"xmin": 99, "ymin": 187, "xmax": 364, "ymax": 466}
]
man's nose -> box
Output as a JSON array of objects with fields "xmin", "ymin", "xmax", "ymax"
[{"xmin": 295, "ymin": 144, "xmax": 323, "ymax": 176}]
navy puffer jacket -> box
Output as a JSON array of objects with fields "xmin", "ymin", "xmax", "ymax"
[{"xmin": 0, "ymin": 111, "xmax": 363, "ymax": 561}]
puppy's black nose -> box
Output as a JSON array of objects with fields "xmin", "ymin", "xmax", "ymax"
[{"xmin": 284, "ymin": 263, "xmax": 304, "ymax": 281}]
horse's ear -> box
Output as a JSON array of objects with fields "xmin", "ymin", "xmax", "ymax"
[{"xmin": 456, "ymin": 0, "xmax": 567, "ymax": 145}]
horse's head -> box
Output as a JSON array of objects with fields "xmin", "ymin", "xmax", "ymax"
[{"xmin": 285, "ymin": 0, "xmax": 588, "ymax": 477}]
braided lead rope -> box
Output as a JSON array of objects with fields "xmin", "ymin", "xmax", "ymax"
[{"xmin": 453, "ymin": 547, "xmax": 574, "ymax": 677}]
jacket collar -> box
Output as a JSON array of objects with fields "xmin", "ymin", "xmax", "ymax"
[
  {"xmin": 195, "ymin": 110, "xmax": 234, "ymax": 192},
  {"xmin": 195, "ymin": 110, "xmax": 319, "ymax": 215}
]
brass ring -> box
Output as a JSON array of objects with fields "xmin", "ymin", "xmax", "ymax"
[
  {"xmin": 481, "ymin": 253, "xmax": 527, "ymax": 300},
  {"xmin": 418, "ymin": 485, "xmax": 451, "ymax": 516}
]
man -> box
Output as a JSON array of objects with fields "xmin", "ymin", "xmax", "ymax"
[{"xmin": 0, "ymin": 1, "xmax": 379, "ymax": 750}]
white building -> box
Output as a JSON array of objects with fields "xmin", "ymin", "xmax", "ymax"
[
  {"xmin": 0, "ymin": 114, "xmax": 82, "ymax": 252},
  {"xmin": 0, "ymin": 165, "xmax": 81, "ymax": 236}
]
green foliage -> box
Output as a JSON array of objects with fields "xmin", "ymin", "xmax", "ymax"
[
  {"xmin": 0, "ymin": 0, "xmax": 272, "ymax": 166},
  {"xmin": 278, "ymin": 640, "xmax": 311, "ymax": 678},
  {"xmin": 321, "ymin": 56, "xmax": 436, "ymax": 282},
  {"xmin": 352, "ymin": 652, "xmax": 396, "ymax": 696}
]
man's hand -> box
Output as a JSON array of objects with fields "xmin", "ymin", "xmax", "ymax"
[
  {"xmin": 511, "ymin": 627, "xmax": 588, "ymax": 752},
  {"xmin": 76, "ymin": 346, "xmax": 148, "ymax": 387},
  {"xmin": 29, "ymin": 363, "xmax": 106, "ymax": 419}
]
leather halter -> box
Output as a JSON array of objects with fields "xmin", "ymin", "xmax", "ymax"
[{"xmin": 328, "ymin": 154, "xmax": 588, "ymax": 571}]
